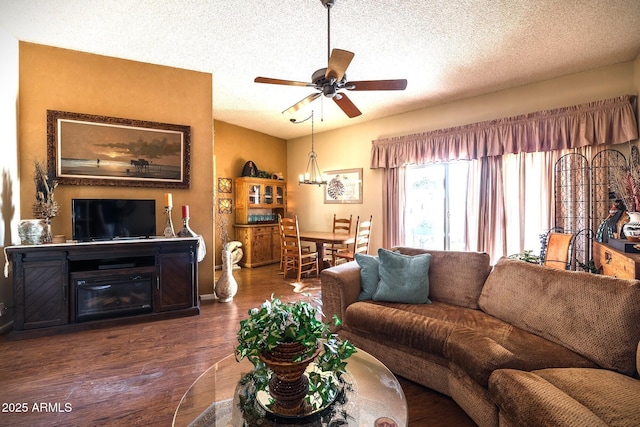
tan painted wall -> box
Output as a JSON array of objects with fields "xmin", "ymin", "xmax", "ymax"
[
  {"xmin": 18, "ymin": 43, "xmax": 216, "ymax": 293},
  {"xmin": 212, "ymin": 120, "xmax": 286, "ymax": 266},
  {"xmin": 288, "ymin": 60, "xmax": 640, "ymax": 254}
]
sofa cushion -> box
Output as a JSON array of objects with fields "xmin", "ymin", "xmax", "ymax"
[
  {"xmin": 373, "ymin": 248, "xmax": 431, "ymax": 304},
  {"xmin": 445, "ymin": 320, "xmax": 598, "ymax": 387},
  {"xmin": 478, "ymin": 257, "xmax": 640, "ymax": 376},
  {"xmin": 343, "ymin": 301, "xmax": 476, "ymax": 357},
  {"xmin": 393, "ymin": 247, "xmax": 491, "ymax": 309},
  {"xmin": 343, "ymin": 300, "xmax": 597, "ymax": 386},
  {"xmin": 354, "ymin": 253, "xmax": 379, "ymax": 300},
  {"xmin": 489, "ymin": 368, "xmax": 640, "ymax": 426}
]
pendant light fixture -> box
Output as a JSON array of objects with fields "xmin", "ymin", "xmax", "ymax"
[{"xmin": 292, "ymin": 111, "xmax": 327, "ymax": 186}]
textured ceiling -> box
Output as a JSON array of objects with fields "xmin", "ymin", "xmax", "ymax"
[{"xmin": 1, "ymin": 0, "xmax": 640, "ymax": 140}]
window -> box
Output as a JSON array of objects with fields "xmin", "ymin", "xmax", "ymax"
[
  {"xmin": 403, "ymin": 152, "xmax": 561, "ymax": 262},
  {"xmin": 404, "ymin": 162, "xmax": 469, "ymax": 250}
]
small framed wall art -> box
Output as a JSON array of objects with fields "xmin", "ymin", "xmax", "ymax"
[
  {"xmin": 218, "ymin": 177, "xmax": 232, "ymax": 193},
  {"xmin": 324, "ymin": 168, "xmax": 363, "ymax": 204},
  {"xmin": 218, "ymin": 198, "xmax": 233, "ymax": 214}
]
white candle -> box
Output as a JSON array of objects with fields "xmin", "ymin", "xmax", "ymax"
[{"xmin": 164, "ymin": 193, "xmax": 173, "ymax": 207}]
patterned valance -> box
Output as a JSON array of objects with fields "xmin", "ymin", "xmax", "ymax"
[{"xmin": 371, "ymin": 95, "xmax": 638, "ymax": 168}]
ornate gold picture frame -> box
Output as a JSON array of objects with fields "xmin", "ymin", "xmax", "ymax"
[{"xmin": 47, "ymin": 110, "xmax": 191, "ymax": 188}]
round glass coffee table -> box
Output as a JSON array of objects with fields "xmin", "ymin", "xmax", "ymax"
[{"xmin": 173, "ymin": 348, "xmax": 407, "ymax": 427}]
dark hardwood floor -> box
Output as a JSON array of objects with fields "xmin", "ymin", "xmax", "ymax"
[{"xmin": 0, "ymin": 263, "xmax": 475, "ymax": 426}]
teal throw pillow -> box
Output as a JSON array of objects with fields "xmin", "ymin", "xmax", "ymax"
[
  {"xmin": 355, "ymin": 253, "xmax": 380, "ymax": 300},
  {"xmin": 373, "ymin": 248, "xmax": 431, "ymax": 304}
]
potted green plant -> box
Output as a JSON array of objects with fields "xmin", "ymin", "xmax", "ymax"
[
  {"xmin": 235, "ymin": 295, "xmax": 356, "ymax": 414},
  {"xmin": 508, "ymin": 250, "xmax": 541, "ymax": 264}
]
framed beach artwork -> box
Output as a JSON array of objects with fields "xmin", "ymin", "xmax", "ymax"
[
  {"xmin": 324, "ymin": 168, "xmax": 363, "ymax": 204},
  {"xmin": 46, "ymin": 110, "xmax": 191, "ymax": 188}
]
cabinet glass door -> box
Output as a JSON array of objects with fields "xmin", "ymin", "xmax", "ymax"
[
  {"xmin": 264, "ymin": 185, "xmax": 274, "ymax": 205},
  {"xmin": 249, "ymin": 185, "xmax": 261, "ymax": 206},
  {"xmin": 276, "ymin": 186, "xmax": 284, "ymax": 206}
]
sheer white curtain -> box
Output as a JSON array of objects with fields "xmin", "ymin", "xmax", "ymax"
[
  {"xmin": 464, "ymin": 148, "xmax": 604, "ymax": 264},
  {"xmin": 464, "ymin": 152, "xmax": 557, "ymax": 263}
]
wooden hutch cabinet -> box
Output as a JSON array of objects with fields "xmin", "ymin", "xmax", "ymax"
[{"xmin": 234, "ymin": 177, "xmax": 286, "ymax": 267}]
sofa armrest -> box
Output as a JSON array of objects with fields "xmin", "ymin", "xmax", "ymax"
[
  {"xmin": 490, "ymin": 367, "xmax": 640, "ymax": 426},
  {"xmin": 320, "ymin": 261, "xmax": 362, "ymax": 330},
  {"xmin": 488, "ymin": 369, "xmax": 610, "ymax": 427}
]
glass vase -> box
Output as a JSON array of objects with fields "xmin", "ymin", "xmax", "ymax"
[
  {"xmin": 177, "ymin": 216, "xmax": 197, "ymax": 238},
  {"xmin": 43, "ymin": 217, "xmax": 53, "ymax": 244},
  {"xmin": 163, "ymin": 206, "xmax": 176, "ymax": 237}
]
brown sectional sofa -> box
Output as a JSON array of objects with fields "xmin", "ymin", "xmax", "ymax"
[{"xmin": 320, "ymin": 247, "xmax": 640, "ymax": 426}]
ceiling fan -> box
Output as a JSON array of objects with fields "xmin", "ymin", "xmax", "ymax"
[{"xmin": 254, "ymin": 0, "xmax": 407, "ymax": 118}]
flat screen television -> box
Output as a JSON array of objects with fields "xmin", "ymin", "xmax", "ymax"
[{"xmin": 72, "ymin": 199, "xmax": 156, "ymax": 242}]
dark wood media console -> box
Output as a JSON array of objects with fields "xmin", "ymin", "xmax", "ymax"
[{"xmin": 6, "ymin": 237, "xmax": 200, "ymax": 339}]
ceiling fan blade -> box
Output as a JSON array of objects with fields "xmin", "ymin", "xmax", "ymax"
[
  {"xmin": 347, "ymin": 79, "xmax": 408, "ymax": 91},
  {"xmin": 333, "ymin": 93, "xmax": 362, "ymax": 118},
  {"xmin": 325, "ymin": 49, "xmax": 354, "ymax": 81},
  {"xmin": 282, "ymin": 93, "xmax": 321, "ymax": 115},
  {"xmin": 255, "ymin": 77, "xmax": 313, "ymax": 87}
]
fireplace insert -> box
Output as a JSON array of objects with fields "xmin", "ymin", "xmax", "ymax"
[{"xmin": 73, "ymin": 271, "xmax": 153, "ymax": 321}]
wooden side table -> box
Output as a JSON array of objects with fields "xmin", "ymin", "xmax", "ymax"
[{"xmin": 593, "ymin": 241, "xmax": 640, "ymax": 279}]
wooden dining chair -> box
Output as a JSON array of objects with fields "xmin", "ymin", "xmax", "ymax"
[
  {"xmin": 280, "ymin": 215, "xmax": 319, "ymax": 281},
  {"xmin": 278, "ymin": 214, "xmax": 312, "ymax": 272},
  {"xmin": 334, "ymin": 215, "xmax": 372, "ymax": 265},
  {"xmin": 277, "ymin": 214, "xmax": 286, "ymax": 271},
  {"xmin": 542, "ymin": 231, "xmax": 575, "ymax": 270},
  {"xmin": 325, "ymin": 214, "xmax": 353, "ymax": 266}
]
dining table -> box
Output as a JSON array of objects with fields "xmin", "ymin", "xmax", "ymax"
[{"xmin": 298, "ymin": 230, "xmax": 354, "ymax": 271}]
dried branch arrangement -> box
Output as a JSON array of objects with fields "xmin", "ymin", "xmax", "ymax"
[{"xmin": 32, "ymin": 161, "xmax": 59, "ymax": 219}]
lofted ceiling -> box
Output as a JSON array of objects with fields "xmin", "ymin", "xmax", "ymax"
[{"xmin": 1, "ymin": 0, "xmax": 640, "ymax": 140}]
